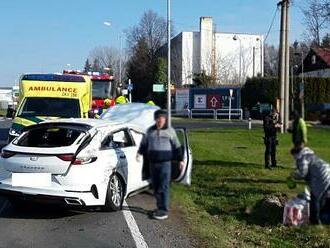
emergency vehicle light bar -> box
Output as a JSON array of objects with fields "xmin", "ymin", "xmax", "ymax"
[{"xmin": 22, "ymin": 74, "xmax": 86, "ymax": 82}]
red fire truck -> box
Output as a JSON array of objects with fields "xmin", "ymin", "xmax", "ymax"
[{"xmin": 63, "ymin": 70, "xmax": 117, "ymax": 111}]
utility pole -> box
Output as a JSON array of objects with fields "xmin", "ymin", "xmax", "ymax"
[
  {"xmin": 278, "ymin": 0, "xmax": 290, "ymax": 133},
  {"xmin": 278, "ymin": 0, "xmax": 287, "ymax": 133},
  {"xmin": 119, "ymin": 34, "xmax": 123, "ymax": 85},
  {"xmin": 301, "ymin": 51, "xmax": 305, "ymax": 119},
  {"xmin": 284, "ymin": 0, "xmax": 290, "ymax": 131},
  {"xmin": 253, "ymin": 46, "xmax": 256, "ymax": 77},
  {"xmin": 167, "ymin": 0, "xmax": 172, "ymax": 126}
]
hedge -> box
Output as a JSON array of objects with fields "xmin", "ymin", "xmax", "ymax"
[{"xmin": 242, "ymin": 77, "xmax": 330, "ymax": 111}]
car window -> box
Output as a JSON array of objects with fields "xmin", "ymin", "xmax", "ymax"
[
  {"xmin": 101, "ymin": 129, "xmax": 133, "ymax": 149},
  {"xmin": 130, "ymin": 130, "xmax": 143, "ymax": 146},
  {"xmin": 16, "ymin": 126, "xmax": 85, "ymax": 147}
]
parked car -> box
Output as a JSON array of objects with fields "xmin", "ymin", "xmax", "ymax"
[
  {"xmin": 320, "ymin": 109, "xmax": 330, "ymax": 125},
  {"xmin": 0, "ymin": 105, "xmax": 192, "ymax": 211}
]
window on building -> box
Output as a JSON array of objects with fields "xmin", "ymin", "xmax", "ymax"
[{"xmin": 312, "ymin": 55, "xmax": 316, "ymax": 65}]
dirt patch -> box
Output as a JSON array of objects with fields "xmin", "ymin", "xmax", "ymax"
[{"xmin": 246, "ymin": 194, "xmax": 288, "ymax": 226}]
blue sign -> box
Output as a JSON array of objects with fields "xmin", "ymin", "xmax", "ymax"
[
  {"xmin": 128, "ymin": 83, "xmax": 133, "ymax": 91},
  {"xmin": 189, "ymin": 87, "xmax": 241, "ymax": 109}
]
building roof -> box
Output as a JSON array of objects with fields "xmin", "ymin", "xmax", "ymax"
[{"xmin": 313, "ymin": 47, "xmax": 330, "ymax": 67}]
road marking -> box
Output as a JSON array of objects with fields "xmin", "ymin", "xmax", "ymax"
[
  {"xmin": 122, "ymin": 200, "xmax": 148, "ymax": 248},
  {"xmin": 0, "ymin": 200, "xmax": 8, "ymax": 215}
]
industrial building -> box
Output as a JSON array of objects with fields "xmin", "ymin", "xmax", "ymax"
[{"xmin": 161, "ymin": 17, "xmax": 264, "ymax": 86}]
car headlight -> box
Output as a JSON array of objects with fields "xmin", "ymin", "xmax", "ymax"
[{"xmin": 9, "ymin": 128, "xmax": 20, "ymax": 137}]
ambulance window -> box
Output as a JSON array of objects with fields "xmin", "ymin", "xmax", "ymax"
[{"xmin": 18, "ymin": 97, "xmax": 81, "ymax": 118}]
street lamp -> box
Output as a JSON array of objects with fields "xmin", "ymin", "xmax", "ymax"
[
  {"xmin": 103, "ymin": 21, "xmax": 123, "ymax": 85},
  {"xmin": 167, "ymin": 0, "xmax": 172, "ymax": 126},
  {"xmin": 103, "ymin": 21, "xmax": 111, "ymax": 27},
  {"xmin": 256, "ymin": 37, "xmax": 264, "ymax": 77},
  {"xmin": 294, "ymin": 51, "xmax": 305, "ymax": 119},
  {"xmin": 233, "ymin": 35, "xmax": 242, "ymax": 84}
]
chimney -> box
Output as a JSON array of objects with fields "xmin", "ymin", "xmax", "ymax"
[{"xmin": 200, "ymin": 17, "xmax": 213, "ymax": 75}]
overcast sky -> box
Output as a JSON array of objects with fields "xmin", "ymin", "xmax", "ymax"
[{"xmin": 0, "ymin": 0, "xmax": 306, "ymax": 86}]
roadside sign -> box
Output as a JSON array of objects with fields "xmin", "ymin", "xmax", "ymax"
[
  {"xmin": 153, "ymin": 84, "xmax": 165, "ymax": 92},
  {"xmin": 176, "ymin": 89, "xmax": 190, "ymax": 111},
  {"xmin": 229, "ymin": 89, "xmax": 233, "ymax": 97},
  {"xmin": 127, "ymin": 83, "xmax": 133, "ymax": 91},
  {"xmin": 194, "ymin": 94, "xmax": 207, "ymax": 109},
  {"xmin": 207, "ymin": 94, "xmax": 221, "ymax": 109}
]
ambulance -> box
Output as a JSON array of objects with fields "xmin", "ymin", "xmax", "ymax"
[{"xmin": 9, "ymin": 74, "xmax": 92, "ymax": 140}]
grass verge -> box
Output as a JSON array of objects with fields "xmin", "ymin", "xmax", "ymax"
[{"xmin": 172, "ymin": 127, "xmax": 330, "ymax": 248}]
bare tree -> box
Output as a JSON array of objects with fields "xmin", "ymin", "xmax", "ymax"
[
  {"xmin": 264, "ymin": 44, "xmax": 279, "ymax": 77},
  {"xmin": 88, "ymin": 46, "xmax": 128, "ymax": 82},
  {"xmin": 302, "ymin": 0, "xmax": 330, "ymax": 46},
  {"xmin": 216, "ymin": 54, "xmax": 238, "ymax": 85},
  {"xmin": 126, "ymin": 10, "xmax": 170, "ymax": 101},
  {"xmin": 126, "ymin": 10, "xmax": 168, "ymax": 57}
]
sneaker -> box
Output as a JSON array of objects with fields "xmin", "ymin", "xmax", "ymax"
[{"xmin": 153, "ymin": 210, "xmax": 168, "ymax": 220}]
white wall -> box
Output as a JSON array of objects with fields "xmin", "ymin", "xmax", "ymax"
[
  {"xmin": 169, "ymin": 18, "xmax": 264, "ymax": 86},
  {"xmin": 200, "ymin": 17, "xmax": 213, "ymax": 75}
]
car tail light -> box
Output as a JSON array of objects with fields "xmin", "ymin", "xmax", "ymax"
[
  {"xmin": 57, "ymin": 154, "xmax": 97, "ymax": 165},
  {"xmin": 72, "ymin": 156, "xmax": 97, "ymax": 165},
  {"xmin": 1, "ymin": 150, "xmax": 16, "ymax": 159},
  {"xmin": 57, "ymin": 154, "xmax": 75, "ymax": 162}
]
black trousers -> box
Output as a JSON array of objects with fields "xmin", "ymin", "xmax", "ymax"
[{"xmin": 264, "ymin": 136, "xmax": 277, "ymax": 167}]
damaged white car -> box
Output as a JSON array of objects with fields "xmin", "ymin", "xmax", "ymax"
[{"xmin": 0, "ymin": 104, "xmax": 192, "ymax": 211}]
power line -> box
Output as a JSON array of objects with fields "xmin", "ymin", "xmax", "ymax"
[{"xmin": 264, "ymin": 5, "xmax": 280, "ymax": 42}]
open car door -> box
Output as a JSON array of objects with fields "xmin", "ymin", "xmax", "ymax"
[{"xmin": 171, "ymin": 128, "xmax": 193, "ymax": 186}]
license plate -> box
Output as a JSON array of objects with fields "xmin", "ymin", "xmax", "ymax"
[{"xmin": 12, "ymin": 173, "xmax": 51, "ymax": 187}]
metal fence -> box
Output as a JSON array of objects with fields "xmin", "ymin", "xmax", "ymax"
[{"xmin": 187, "ymin": 108, "xmax": 243, "ymax": 120}]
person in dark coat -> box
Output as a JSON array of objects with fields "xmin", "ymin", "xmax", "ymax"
[{"xmin": 263, "ymin": 109, "xmax": 280, "ymax": 169}]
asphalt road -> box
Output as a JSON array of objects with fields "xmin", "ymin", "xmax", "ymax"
[{"xmin": 0, "ymin": 119, "xmax": 197, "ymax": 248}]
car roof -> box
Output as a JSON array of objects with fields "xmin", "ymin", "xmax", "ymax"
[{"xmin": 40, "ymin": 118, "xmax": 146, "ymax": 133}]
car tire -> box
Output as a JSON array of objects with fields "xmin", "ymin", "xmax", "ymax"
[
  {"xmin": 103, "ymin": 173, "xmax": 124, "ymax": 211},
  {"xmin": 9, "ymin": 198, "xmax": 27, "ymax": 210}
]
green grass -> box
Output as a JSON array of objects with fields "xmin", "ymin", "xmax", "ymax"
[{"xmin": 172, "ymin": 127, "xmax": 330, "ymax": 248}]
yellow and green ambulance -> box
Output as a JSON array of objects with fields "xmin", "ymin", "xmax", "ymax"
[{"xmin": 9, "ymin": 74, "xmax": 92, "ymax": 140}]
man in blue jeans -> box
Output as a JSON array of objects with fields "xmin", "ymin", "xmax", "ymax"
[{"xmin": 137, "ymin": 110, "xmax": 184, "ymax": 220}]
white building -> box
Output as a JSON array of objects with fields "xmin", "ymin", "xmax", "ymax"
[{"xmin": 164, "ymin": 17, "xmax": 264, "ymax": 86}]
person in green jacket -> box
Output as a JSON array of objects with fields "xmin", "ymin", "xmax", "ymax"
[{"xmin": 288, "ymin": 110, "xmax": 307, "ymax": 148}]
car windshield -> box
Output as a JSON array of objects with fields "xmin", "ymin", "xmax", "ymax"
[
  {"xmin": 18, "ymin": 97, "xmax": 80, "ymax": 118},
  {"xmin": 92, "ymin": 80, "xmax": 112, "ymax": 99},
  {"xmin": 15, "ymin": 125, "xmax": 88, "ymax": 147}
]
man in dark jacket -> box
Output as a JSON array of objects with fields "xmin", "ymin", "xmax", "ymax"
[
  {"xmin": 291, "ymin": 147, "xmax": 330, "ymax": 224},
  {"xmin": 137, "ymin": 110, "xmax": 184, "ymax": 220},
  {"xmin": 263, "ymin": 109, "xmax": 280, "ymax": 169}
]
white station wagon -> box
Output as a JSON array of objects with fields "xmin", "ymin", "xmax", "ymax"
[{"xmin": 0, "ymin": 104, "xmax": 192, "ymax": 211}]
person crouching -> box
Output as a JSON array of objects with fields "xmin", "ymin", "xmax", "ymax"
[{"xmin": 291, "ymin": 147, "xmax": 330, "ymax": 224}]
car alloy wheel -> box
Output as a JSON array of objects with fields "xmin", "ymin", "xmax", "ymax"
[
  {"xmin": 104, "ymin": 173, "xmax": 124, "ymax": 211},
  {"xmin": 110, "ymin": 174, "xmax": 122, "ymax": 207}
]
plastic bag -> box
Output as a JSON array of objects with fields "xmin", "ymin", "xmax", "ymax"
[{"xmin": 283, "ymin": 197, "xmax": 309, "ymax": 226}]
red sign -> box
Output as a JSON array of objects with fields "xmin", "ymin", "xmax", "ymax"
[{"xmin": 207, "ymin": 95, "xmax": 221, "ymax": 109}]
